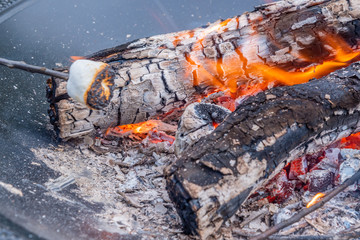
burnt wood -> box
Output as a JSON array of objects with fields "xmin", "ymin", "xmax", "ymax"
[
  {"xmin": 164, "ymin": 62, "xmax": 360, "ymax": 239},
  {"xmin": 47, "ymin": 0, "xmax": 360, "ymax": 140}
]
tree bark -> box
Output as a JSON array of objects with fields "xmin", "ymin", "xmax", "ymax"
[
  {"xmin": 164, "ymin": 62, "xmax": 360, "ymax": 239},
  {"xmin": 47, "ymin": 0, "xmax": 360, "ymax": 140}
]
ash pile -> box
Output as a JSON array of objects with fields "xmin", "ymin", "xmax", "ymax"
[{"xmin": 33, "ymin": 119, "xmax": 360, "ymax": 239}]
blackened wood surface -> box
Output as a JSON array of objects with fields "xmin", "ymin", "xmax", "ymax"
[
  {"xmin": 47, "ymin": 0, "xmax": 360, "ymax": 140},
  {"xmin": 165, "ymin": 62, "xmax": 360, "ymax": 239}
]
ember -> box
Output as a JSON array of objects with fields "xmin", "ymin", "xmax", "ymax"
[
  {"xmin": 340, "ymin": 132, "xmax": 360, "ymax": 150},
  {"xmin": 257, "ymin": 143, "xmax": 349, "ymax": 204},
  {"xmin": 103, "ymin": 120, "xmax": 177, "ymax": 149},
  {"xmin": 106, "ymin": 120, "xmax": 161, "ymax": 136}
]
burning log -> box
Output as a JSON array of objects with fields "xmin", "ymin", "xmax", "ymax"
[
  {"xmin": 164, "ymin": 62, "xmax": 360, "ymax": 239},
  {"xmin": 47, "ymin": 0, "xmax": 360, "ymax": 140}
]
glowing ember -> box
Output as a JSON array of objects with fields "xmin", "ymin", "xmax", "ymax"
[
  {"xmin": 212, "ymin": 122, "xmax": 219, "ymax": 129},
  {"xmin": 340, "ymin": 132, "xmax": 360, "ymax": 150},
  {"xmin": 104, "ymin": 120, "xmax": 177, "ymax": 146},
  {"xmin": 306, "ymin": 192, "xmax": 325, "ymax": 208},
  {"xmin": 106, "ymin": 120, "xmax": 160, "ymax": 136},
  {"xmin": 145, "ymin": 130, "xmax": 175, "ymax": 145}
]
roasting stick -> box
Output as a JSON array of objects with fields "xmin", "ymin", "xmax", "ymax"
[
  {"xmin": 0, "ymin": 57, "xmax": 115, "ymax": 110},
  {"xmin": 250, "ymin": 169, "xmax": 360, "ymax": 240},
  {"xmin": 0, "ymin": 57, "xmax": 69, "ymax": 79}
]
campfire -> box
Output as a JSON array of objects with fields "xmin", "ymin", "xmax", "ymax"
[
  {"xmin": 48, "ymin": 0, "xmax": 360, "ymax": 238},
  {"xmin": 1, "ymin": 0, "xmax": 360, "ymax": 239}
]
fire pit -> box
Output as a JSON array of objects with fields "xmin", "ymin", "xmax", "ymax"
[{"xmin": 1, "ymin": 0, "xmax": 360, "ymax": 240}]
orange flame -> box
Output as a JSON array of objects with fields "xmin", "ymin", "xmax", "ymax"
[
  {"xmin": 306, "ymin": 192, "xmax": 325, "ymax": 208},
  {"xmin": 105, "ymin": 23, "xmax": 360, "ymax": 145},
  {"xmin": 182, "ymin": 24, "xmax": 360, "ymax": 100}
]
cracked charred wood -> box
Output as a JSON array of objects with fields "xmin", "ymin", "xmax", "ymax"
[
  {"xmin": 47, "ymin": 0, "xmax": 360, "ymax": 140},
  {"xmin": 164, "ymin": 62, "xmax": 360, "ymax": 239},
  {"xmin": 174, "ymin": 102, "xmax": 231, "ymax": 156}
]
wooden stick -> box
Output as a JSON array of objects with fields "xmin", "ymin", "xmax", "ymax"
[
  {"xmin": 250, "ymin": 169, "xmax": 360, "ymax": 240},
  {"xmin": 0, "ymin": 57, "xmax": 69, "ymax": 79}
]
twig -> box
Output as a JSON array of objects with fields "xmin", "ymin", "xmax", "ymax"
[
  {"xmin": 0, "ymin": 57, "xmax": 69, "ymax": 79},
  {"xmin": 250, "ymin": 169, "xmax": 360, "ymax": 240},
  {"xmin": 117, "ymin": 190, "xmax": 142, "ymax": 208}
]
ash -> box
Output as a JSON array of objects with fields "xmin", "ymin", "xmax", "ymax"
[
  {"xmin": 230, "ymin": 191, "xmax": 360, "ymax": 239},
  {"xmin": 31, "ymin": 141, "xmax": 360, "ymax": 239},
  {"xmin": 31, "ymin": 143, "xmax": 187, "ymax": 239}
]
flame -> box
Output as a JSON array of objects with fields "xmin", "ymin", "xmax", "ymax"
[
  {"xmin": 306, "ymin": 192, "xmax": 325, "ymax": 208},
  {"xmin": 104, "ymin": 22, "xmax": 360, "ymax": 147},
  {"xmin": 182, "ymin": 25, "xmax": 360, "ymax": 100}
]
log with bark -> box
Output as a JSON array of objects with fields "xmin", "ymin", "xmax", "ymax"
[
  {"xmin": 164, "ymin": 61, "xmax": 360, "ymax": 239},
  {"xmin": 47, "ymin": 0, "xmax": 360, "ymax": 140}
]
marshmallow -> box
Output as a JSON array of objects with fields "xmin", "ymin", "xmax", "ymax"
[{"xmin": 67, "ymin": 59, "xmax": 115, "ymax": 110}]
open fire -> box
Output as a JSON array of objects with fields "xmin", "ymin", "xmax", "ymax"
[
  {"xmin": 41, "ymin": 0, "xmax": 360, "ymax": 238},
  {"xmin": 2, "ymin": 0, "xmax": 360, "ymax": 239},
  {"xmin": 101, "ymin": 13, "xmax": 360, "ymax": 141},
  {"xmin": 182, "ymin": 22, "xmax": 360, "ymax": 98},
  {"xmin": 93, "ymin": 6, "xmax": 360, "ymax": 231},
  {"xmin": 97, "ymin": 23, "xmax": 360, "ymax": 221}
]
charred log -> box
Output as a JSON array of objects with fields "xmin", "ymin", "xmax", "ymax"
[
  {"xmin": 47, "ymin": 0, "xmax": 360, "ymax": 140},
  {"xmin": 164, "ymin": 62, "xmax": 360, "ymax": 239},
  {"xmin": 174, "ymin": 102, "xmax": 231, "ymax": 156}
]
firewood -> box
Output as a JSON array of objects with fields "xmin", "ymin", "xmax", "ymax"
[
  {"xmin": 174, "ymin": 102, "xmax": 231, "ymax": 156},
  {"xmin": 47, "ymin": 0, "xmax": 360, "ymax": 140},
  {"xmin": 164, "ymin": 62, "xmax": 360, "ymax": 239}
]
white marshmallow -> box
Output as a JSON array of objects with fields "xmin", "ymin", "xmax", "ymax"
[{"xmin": 67, "ymin": 59, "xmax": 107, "ymax": 106}]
